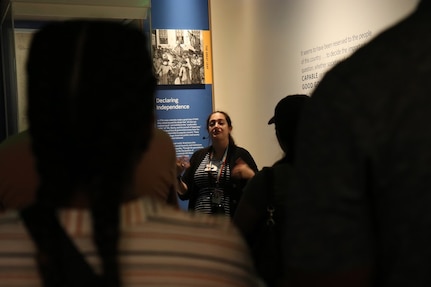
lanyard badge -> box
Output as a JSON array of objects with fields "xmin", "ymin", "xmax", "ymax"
[{"xmin": 204, "ymin": 163, "xmax": 218, "ymax": 172}]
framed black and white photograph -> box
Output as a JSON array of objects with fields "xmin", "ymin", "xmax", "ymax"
[{"xmin": 152, "ymin": 29, "xmax": 205, "ymax": 86}]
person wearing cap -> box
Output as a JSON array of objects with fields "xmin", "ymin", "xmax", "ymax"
[
  {"xmin": 233, "ymin": 94, "xmax": 310, "ymax": 287},
  {"xmin": 266, "ymin": 94, "xmax": 310, "ymax": 165}
]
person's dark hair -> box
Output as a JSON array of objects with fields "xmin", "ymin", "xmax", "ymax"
[
  {"xmin": 206, "ymin": 110, "xmax": 235, "ymax": 146},
  {"xmin": 25, "ymin": 20, "xmax": 156, "ymax": 287},
  {"xmin": 268, "ymin": 94, "xmax": 310, "ymax": 165}
]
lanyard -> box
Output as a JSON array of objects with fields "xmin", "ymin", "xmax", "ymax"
[{"xmin": 209, "ymin": 146, "xmax": 228, "ymax": 185}]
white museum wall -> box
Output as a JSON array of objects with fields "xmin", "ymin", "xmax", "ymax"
[{"xmin": 210, "ymin": 0, "xmax": 419, "ymax": 168}]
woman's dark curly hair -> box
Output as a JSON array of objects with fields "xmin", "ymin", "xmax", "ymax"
[{"xmin": 25, "ymin": 20, "xmax": 156, "ymax": 287}]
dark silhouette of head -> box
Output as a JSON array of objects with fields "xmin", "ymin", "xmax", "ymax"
[
  {"xmin": 268, "ymin": 94, "xmax": 310, "ymax": 164},
  {"xmin": 25, "ymin": 20, "xmax": 156, "ymax": 287}
]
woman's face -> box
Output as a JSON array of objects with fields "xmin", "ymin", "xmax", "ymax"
[{"xmin": 208, "ymin": 112, "xmax": 231, "ymax": 141}]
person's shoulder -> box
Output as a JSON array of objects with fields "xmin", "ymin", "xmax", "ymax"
[
  {"xmin": 272, "ymin": 163, "xmax": 296, "ymax": 185},
  {"xmin": 197, "ymin": 146, "xmax": 211, "ymax": 153},
  {"xmin": 152, "ymin": 128, "xmax": 174, "ymax": 145},
  {"xmin": 141, "ymin": 197, "xmax": 246, "ymax": 238},
  {"xmin": 0, "ymin": 130, "xmax": 30, "ymax": 150},
  {"xmin": 0, "ymin": 210, "xmax": 26, "ymax": 233},
  {"xmin": 140, "ymin": 198, "xmax": 262, "ymax": 286},
  {"xmin": 242, "ymin": 167, "xmax": 269, "ymax": 193},
  {"xmin": 251, "ymin": 166, "xmax": 272, "ymax": 180},
  {"xmin": 153, "ymin": 128, "xmax": 171, "ymax": 141},
  {"xmin": 0, "ymin": 131, "xmax": 33, "ymax": 165},
  {"xmin": 155, "ymin": 198, "xmax": 232, "ymax": 226},
  {"xmin": 191, "ymin": 146, "xmax": 210, "ymax": 158},
  {"xmin": 248, "ymin": 165, "xmax": 291, "ymax": 184},
  {"xmin": 151, "ymin": 128, "xmax": 175, "ymax": 152},
  {"xmin": 0, "ymin": 210, "xmax": 21, "ymax": 222}
]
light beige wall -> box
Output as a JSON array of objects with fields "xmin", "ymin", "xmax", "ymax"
[{"xmin": 210, "ymin": 0, "xmax": 419, "ymax": 168}]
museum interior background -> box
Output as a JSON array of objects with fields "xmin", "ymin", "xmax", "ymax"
[{"xmin": 1, "ymin": 0, "xmax": 420, "ymax": 169}]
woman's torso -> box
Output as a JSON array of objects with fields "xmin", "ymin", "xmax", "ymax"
[{"xmin": 193, "ymin": 153, "xmax": 232, "ymax": 216}]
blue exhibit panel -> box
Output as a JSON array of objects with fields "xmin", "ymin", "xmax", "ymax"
[
  {"xmin": 155, "ymin": 85, "xmax": 213, "ymax": 155},
  {"xmin": 151, "ymin": 0, "xmax": 209, "ymax": 30},
  {"xmin": 151, "ymin": 0, "xmax": 211, "ymax": 211}
]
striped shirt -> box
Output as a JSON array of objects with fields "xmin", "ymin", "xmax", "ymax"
[
  {"xmin": 193, "ymin": 153, "xmax": 232, "ymax": 216},
  {"xmin": 0, "ymin": 197, "xmax": 262, "ymax": 287}
]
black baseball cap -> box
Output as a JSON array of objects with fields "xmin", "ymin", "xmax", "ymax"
[{"xmin": 268, "ymin": 94, "xmax": 310, "ymax": 126}]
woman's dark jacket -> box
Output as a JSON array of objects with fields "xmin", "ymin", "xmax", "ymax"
[{"xmin": 179, "ymin": 144, "xmax": 258, "ymax": 216}]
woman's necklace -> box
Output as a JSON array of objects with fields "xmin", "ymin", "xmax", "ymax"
[
  {"xmin": 206, "ymin": 146, "xmax": 228, "ymax": 214},
  {"xmin": 205, "ymin": 146, "xmax": 228, "ymax": 185}
]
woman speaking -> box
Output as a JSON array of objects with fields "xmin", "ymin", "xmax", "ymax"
[{"xmin": 177, "ymin": 111, "xmax": 258, "ymax": 217}]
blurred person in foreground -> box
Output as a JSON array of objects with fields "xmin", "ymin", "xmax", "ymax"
[
  {"xmin": 0, "ymin": 130, "xmax": 38, "ymax": 211},
  {"xmin": 285, "ymin": 1, "xmax": 431, "ymax": 286},
  {"xmin": 234, "ymin": 94, "xmax": 309, "ymax": 287},
  {"xmin": 0, "ymin": 127, "xmax": 179, "ymax": 212},
  {"xmin": 0, "ymin": 20, "xmax": 260, "ymax": 287}
]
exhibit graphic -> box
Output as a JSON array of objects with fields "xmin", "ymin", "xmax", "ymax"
[
  {"xmin": 152, "ymin": 29, "xmax": 212, "ymax": 86},
  {"xmin": 151, "ymin": 1, "xmax": 213, "ymax": 211}
]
